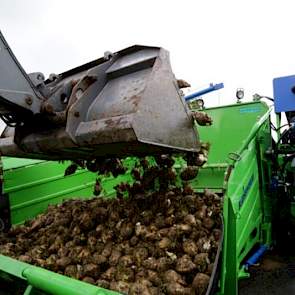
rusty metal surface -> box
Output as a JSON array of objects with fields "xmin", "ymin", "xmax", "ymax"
[
  {"xmin": 69, "ymin": 46, "xmax": 199, "ymax": 157},
  {"xmin": 0, "ymin": 40, "xmax": 200, "ymax": 160},
  {"xmin": 75, "ymin": 114, "xmax": 136, "ymax": 145}
]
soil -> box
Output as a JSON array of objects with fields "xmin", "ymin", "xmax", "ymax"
[{"xmin": 239, "ymin": 252, "xmax": 295, "ymax": 294}]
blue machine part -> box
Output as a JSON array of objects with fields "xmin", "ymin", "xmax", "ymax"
[
  {"xmin": 244, "ymin": 244, "xmax": 268, "ymax": 269},
  {"xmin": 273, "ymin": 75, "xmax": 295, "ymax": 113},
  {"xmin": 184, "ymin": 83, "xmax": 224, "ymax": 102}
]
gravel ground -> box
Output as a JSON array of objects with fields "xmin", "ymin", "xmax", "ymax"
[{"xmin": 239, "ymin": 253, "xmax": 295, "ymax": 294}]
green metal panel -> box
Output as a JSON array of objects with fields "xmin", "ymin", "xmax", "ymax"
[
  {"xmin": 3, "ymin": 160, "xmax": 96, "ymax": 224},
  {"xmin": 0, "ymin": 255, "xmax": 119, "ymax": 295},
  {"xmin": 3, "ymin": 158, "xmax": 135, "ymax": 225},
  {"xmin": 192, "ymin": 102, "xmax": 272, "ymax": 294},
  {"xmin": 197, "ymin": 102, "xmax": 269, "ymax": 165},
  {"xmin": 221, "ymin": 140, "xmax": 263, "ymax": 295},
  {"xmin": 3, "ymin": 157, "xmax": 45, "ymax": 170},
  {"xmin": 219, "ymin": 105, "xmax": 272, "ymax": 294}
]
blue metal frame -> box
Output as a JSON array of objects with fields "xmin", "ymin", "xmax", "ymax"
[{"xmin": 184, "ymin": 82, "xmax": 224, "ymax": 102}]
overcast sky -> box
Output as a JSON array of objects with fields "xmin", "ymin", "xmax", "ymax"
[{"xmin": 0, "ymin": 0, "xmax": 295, "ymax": 107}]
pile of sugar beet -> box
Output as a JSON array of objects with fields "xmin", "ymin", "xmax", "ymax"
[{"xmin": 0, "ymin": 151, "xmax": 222, "ymax": 295}]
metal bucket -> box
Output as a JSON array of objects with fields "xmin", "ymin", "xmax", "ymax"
[{"xmin": 0, "ymin": 44, "xmax": 199, "ymax": 160}]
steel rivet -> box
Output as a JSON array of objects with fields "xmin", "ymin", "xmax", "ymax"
[{"xmin": 25, "ymin": 96, "xmax": 33, "ymax": 105}]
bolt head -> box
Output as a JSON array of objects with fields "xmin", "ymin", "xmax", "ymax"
[{"xmin": 25, "ymin": 96, "xmax": 33, "ymax": 105}]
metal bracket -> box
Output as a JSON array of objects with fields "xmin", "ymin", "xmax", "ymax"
[
  {"xmin": 228, "ymin": 152, "xmax": 242, "ymax": 161},
  {"xmin": 184, "ymin": 82, "xmax": 224, "ymax": 102}
]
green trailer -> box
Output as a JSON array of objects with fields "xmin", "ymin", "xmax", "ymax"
[{"xmin": 0, "ymin": 101, "xmax": 273, "ymax": 295}]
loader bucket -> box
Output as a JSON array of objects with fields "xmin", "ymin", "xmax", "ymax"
[
  {"xmin": 0, "ymin": 45, "xmax": 200, "ymax": 160},
  {"xmin": 65, "ymin": 45, "xmax": 200, "ymax": 158}
]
